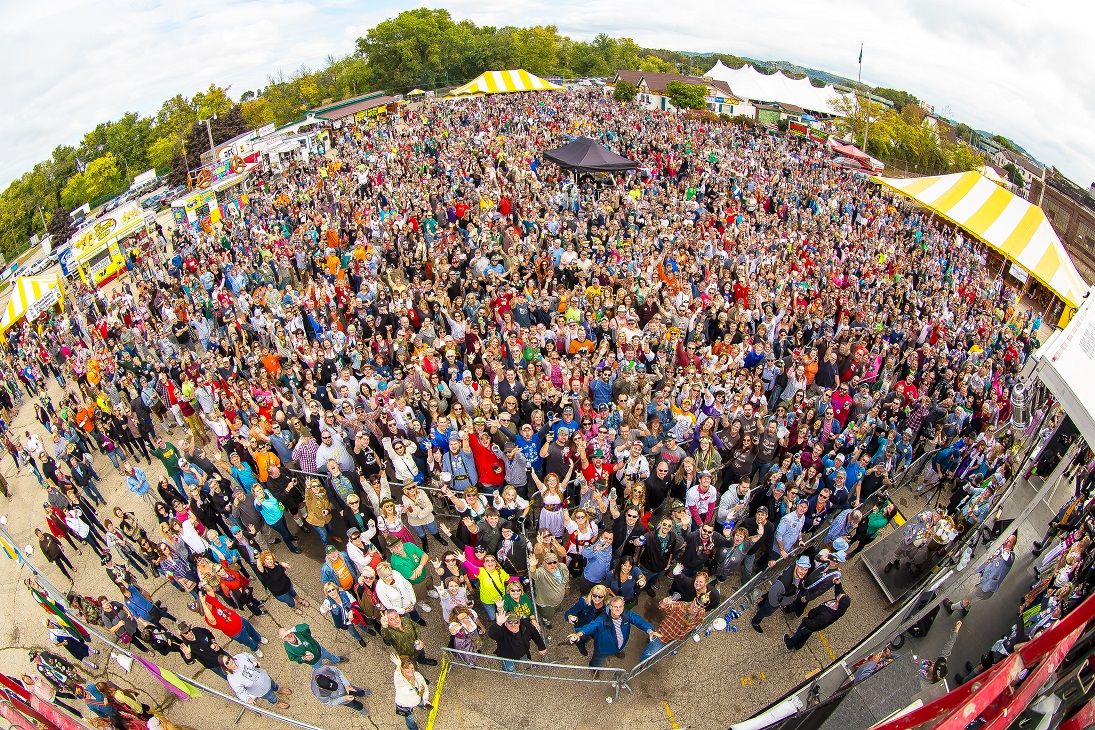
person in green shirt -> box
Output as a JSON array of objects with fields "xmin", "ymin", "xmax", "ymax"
[
  {"xmin": 379, "ymin": 610, "xmax": 437, "ymax": 666},
  {"xmin": 387, "ymin": 538, "xmax": 431, "ymax": 586},
  {"xmin": 849, "ymin": 501, "xmax": 896, "ymax": 557},
  {"xmin": 151, "ymin": 437, "xmax": 185, "ymax": 498},
  {"xmin": 278, "ymin": 624, "xmax": 346, "ymax": 666}
]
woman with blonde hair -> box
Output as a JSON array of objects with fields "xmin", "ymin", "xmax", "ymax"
[
  {"xmin": 304, "ymin": 478, "xmax": 334, "ymax": 545},
  {"xmin": 562, "ymin": 584, "xmax": 613, "ymax": 657},
  {"xmin": 531, "ymin": 462, "xmax": 575, "ymax": 539}
]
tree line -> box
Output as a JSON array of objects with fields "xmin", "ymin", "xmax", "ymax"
[{"xmin": 0, "ymin": 7, "xmax": 988, "ymax": 258}]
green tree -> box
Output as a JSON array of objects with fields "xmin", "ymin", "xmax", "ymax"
[
  {"xmin": 356, "ymin": 8, "xmax": 464, "ymax": 90},
  {"xmin": 155, "ymin": 94, "xmax": 198, "ymax": 142},
  {"xmin": 991, "ymin": 134, "xmax": 1018, "ymax": 152},
  {"xmin": 61, "ymin": 153, "xmax": 125, "ymax": 208},
  {"xmin": 872, "ymin": 87, "xmax": 919, "ymax": 111},
  {"xmin": 241, "ymin": 97, "xmax": 274, "ymax": 129},
  {"xmin": 664, "ymin": 81, "xmax": 706, "ymax": 110},
  {"xmin": 639, "ymin": 55, "xmax": 675, "ymax": 73},
  {"xmin": 614, "ymin": 80, "xmax": 638, "ymax": 102},
  {"xmin": 1004, "ymin": 162, "xmax": 1025, "ymax": 188},
  {"xmin": 192, "ymin": 84, "xmax": 235, "ymax": 119},
  {"xmin": 147, "ymin": 134, "xmax": 182, "ymax": 173}
]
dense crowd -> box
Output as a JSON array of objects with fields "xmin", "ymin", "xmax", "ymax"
[{"xmin": 2, "ymin": 87, "xmax": 1053, "ymax": 729}]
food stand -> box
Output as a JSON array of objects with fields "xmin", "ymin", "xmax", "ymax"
[
  {"xmin": 66, "ymin": 203, "xmax": 153, "ymax": 287},
  {"xmin": 171, "ymin": 158, "xmax": 254, "ymax": 232}
]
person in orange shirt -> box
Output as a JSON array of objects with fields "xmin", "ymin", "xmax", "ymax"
[
  {"xmin": 250, "ymin": 441, "xmax": 281, "ymax": 484},
  {"xmin": 803, "ymin": 349, "xmax": 819, "ymax": 386}
]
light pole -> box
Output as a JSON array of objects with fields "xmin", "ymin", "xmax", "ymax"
[{"xmin": 200, "ymin": 115, "xmax": 217, "ymax": 159}]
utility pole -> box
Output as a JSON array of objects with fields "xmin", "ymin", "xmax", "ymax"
[{"xmin": 37, "ymin": 205, "xmax": 48, "ymax": 231}]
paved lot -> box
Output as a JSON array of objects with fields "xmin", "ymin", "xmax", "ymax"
[{"xmin": 0, "ymin": 373, "xmax": 937, "ymax": 730}]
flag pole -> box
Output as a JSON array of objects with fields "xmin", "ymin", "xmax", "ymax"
[{"xmin": 859, "ymin": 44, "xmax": 870, "ymax": 151}]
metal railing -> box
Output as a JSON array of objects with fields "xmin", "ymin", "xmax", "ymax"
[
  {"xmin": 624, "ymin": 447, "xmax": 939, "ymax": 681},
  {"xmin": 423, "ymin": 445, "xmax": 940, "ymax": 695},
  {"xmin": 0, "ymin": 522, "xmax": 326, "ymax": 730},
  {"xmin": 737, "ymin": 397, "xmax": 1063, "ymax": 727}
]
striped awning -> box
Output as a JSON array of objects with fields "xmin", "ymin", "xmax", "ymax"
[
  {"xmin": 449, "ymin": 69, "xmax": 562, "ymax": 96},
  {"xmin": 0, "ymin": 274, "xmax": 64, "ymax": 334},
  {"xmin": 872, "ymin": 171, "xmax": 1087, "ymax": 307}
]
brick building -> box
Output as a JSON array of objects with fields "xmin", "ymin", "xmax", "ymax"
[{"xmin": 1030, "ymin": 172, "xmax": 1095, "ymax": 283}]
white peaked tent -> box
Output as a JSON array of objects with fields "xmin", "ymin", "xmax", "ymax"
[{"xmin": 704, "ymin": 60, "xmax": 850, "ymax": 114}]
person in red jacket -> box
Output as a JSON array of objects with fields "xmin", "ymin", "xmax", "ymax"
[
  {"xmin": 200, "ymin": 591, "xmax": 267, "ymax": 655},
  {"xmin": 469, "ymin": 419, "xmax": 505, "ymax": 492}
]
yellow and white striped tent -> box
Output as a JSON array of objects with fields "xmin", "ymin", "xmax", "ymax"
[
  {"xmin": 872, "ymin": 171, "xmax": 1087, "ymax": 309},
  {"xmin": 0, "ymin": 273, "xmax": 65, "ymax": 335},
  {"xmin": 448, "ymin": 69, "xmax": 562, "ymax": 96}
]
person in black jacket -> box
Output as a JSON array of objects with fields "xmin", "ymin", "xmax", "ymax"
[
  {"xmin": 784, "ymin": 580, "xmax": 850, "ymax": 650},
  {"xmin": 488, "ymin": 612, "xmax": 547, "ymax": 671},
  {"xmin": 669, "ymin": 570, "xmax": 721, "ymax": 612},
  {"xmin": 636, "ymin": 516, "xmax": 683, "ymax": 596},
  {"xmin": 176, "ymin": 621, "xmax": 231, "ymax": 679},
  {"xmin": 740, "ymin": 507, "xmax": 775, "ymax": 581},
  {"xmin": 679, "ymin": 523, "xmax": 726, "ymax": 577},
  {"xmin": 610, "ymin": 507, "xmax": 649, "ymax": 564}
]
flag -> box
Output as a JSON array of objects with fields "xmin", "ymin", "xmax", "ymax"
[
  {"xmin": 29, "ymin": 587, "xmax": 89, "ymax": 641},
  {"xmin": 0, "ymin": 531, "xmax": 18, "ymax": 562},
  {"xmin": 134, "ymin": 656, "xmax": 202, "ymax": 700},
  {"xmin": 859, "ymin": 44, "xmax": 863, "ymax": 65}
]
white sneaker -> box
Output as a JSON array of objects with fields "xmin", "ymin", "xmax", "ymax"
[
  {"xmin": 427, "ymin": 589, "xmax": 439, "ymax": 599},
  {"xmin": 255, "ymin": 650, "xmax": 264, "ymax": 658},
  {"xmin": 260, "ymin": 637, "xmax": 269, "ymax": 645},
  {"xmin": 417, "ymin": 602, "xmax": 432, "ymax": 613}
]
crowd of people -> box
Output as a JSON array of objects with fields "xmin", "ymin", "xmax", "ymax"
[{"xmin": 0, "ymin": 86, "xmax": 1051, "ymax": 728}]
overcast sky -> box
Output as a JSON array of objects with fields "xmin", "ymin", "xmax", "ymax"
[{"xmin": 2, "ymin": 0, "xmax": 1091, "ymax": 188}]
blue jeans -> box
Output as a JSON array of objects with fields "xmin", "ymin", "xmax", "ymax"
[
  {"xmin": 273, "ymin": 587, "xmax": 298, "ymax": 607},
  {"xmin": 257, "ymin": 680, "xmax": 281, "ymax": 705},
  {"xmin": 312, "ymin": 524, "xmax": 330, "ymax": 544},
  {"xmin": 640, "ymin": 638, "xmax": 666, "ymax": 662},
  {"xmin": 317, "ymin": 645, "xmax": 343, "ymax": 664},
  {"xmin": 231, "ymin": 619, "xmax": 263, "ymax": 650},
  {"xmin": 343, "ymin": 623, "xmax": 368, "ymax": 645},
  {"xmin": 589, "ymin": 652, "xmax": 613, "ymax": 668},
  {"xmin": 105, "ymin": 450, "xmax": 122, "ymax": 469},
  {"xmin": 82, "ymin": 480, "xmax": 107, "ymax": 506},
  {"xmin": 400, "ymin": 705, "xmax": 423, "ymax": 730},
  {"xmin": 170, "ymin": 472, "xmax": 187, "ymax": 498},
  {"xmin": 268, "ymin": 517, "xmax": 300, "ymax": 551},
  {"xmin": 411, "ymin": 521, "xmax": 439, "ymax": 538},
  {"xmin": 481, "ymin": 602, "xmax": 497, "ymax": 621}
]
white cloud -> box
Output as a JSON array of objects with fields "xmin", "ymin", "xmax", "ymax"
[{"xmin": 1, "ymin": 0, "xmax": 1092, "ymax": 189}]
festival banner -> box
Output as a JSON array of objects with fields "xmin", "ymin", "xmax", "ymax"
[{"xmin": 789, "ymin": 121, "xmax": 809, "ymax": 138}]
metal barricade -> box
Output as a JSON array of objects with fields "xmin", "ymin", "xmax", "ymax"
[
  {"xmin": 440, "ymin": 647, "xmax": 629, "ymax": 697},
  {"xmin": 0, "ymin": 523, "xmax": 327, "ymax": 730}
]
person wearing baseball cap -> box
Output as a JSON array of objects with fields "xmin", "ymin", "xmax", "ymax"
[
  {"xmin": 752, "ymin": 555, "xmax": 816, "ymax": 633},
  {"xmin": 486, "ymin": 610, "xmax": 547, "ymax": 673}
]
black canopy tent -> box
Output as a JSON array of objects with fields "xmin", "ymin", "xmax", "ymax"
[{"xmin": 542, "ymin": 136, "xmax": 638, "ymax": 174}]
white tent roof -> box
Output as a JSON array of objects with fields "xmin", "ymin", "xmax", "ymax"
[{"xmin": 704, "ymin": 60, "xmax": 849, "ymax": 114}]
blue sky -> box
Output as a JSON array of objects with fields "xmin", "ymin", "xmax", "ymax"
[{"xmin": 1, "ymin": 0, "xmax": 1092, "ymax": 188}]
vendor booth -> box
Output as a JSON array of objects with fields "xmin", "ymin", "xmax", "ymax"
[
  {"xmin": 871, "ymin": 171, "xmax": 1087, "ymax": 326},
  {"xmin": 0, "ymin": 273, "xmax": 65, "ymax": 337},
  {"xmin": 66, "ymin": 203, "xmax": 152, "ymax": 287},
  {"xmin": 171, "ymin": 157, "xmax": 254, "ymax": 231}
]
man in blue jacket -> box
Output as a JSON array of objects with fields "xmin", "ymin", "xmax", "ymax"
[{"xmin": 567, "ymin": 595, "xmax": 657, "ymax": 667}]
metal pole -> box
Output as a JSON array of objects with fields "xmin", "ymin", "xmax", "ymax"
[{"xmin": 204, "ymin": 117, "xmax": 216, "ymax": 158}]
